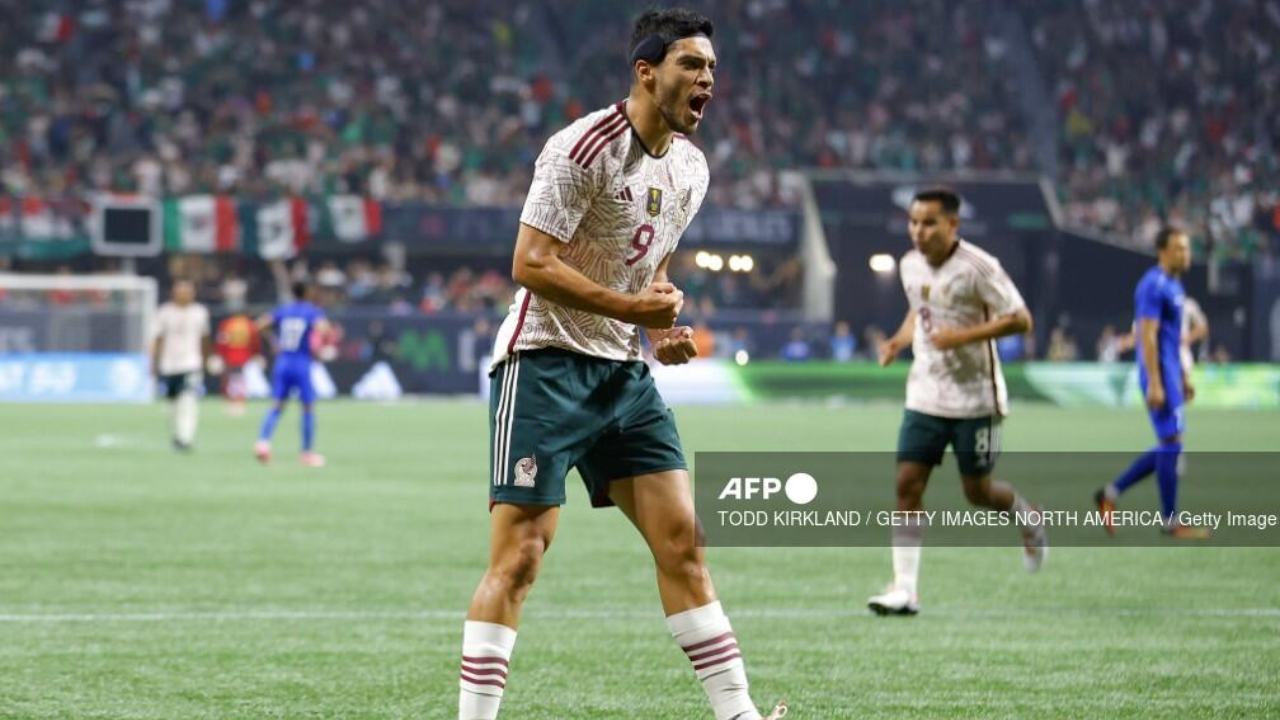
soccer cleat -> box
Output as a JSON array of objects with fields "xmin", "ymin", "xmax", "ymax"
[
  {"xmin": 867, "ymin": 586, "xmax": 919, "ymax": 616},
  {"xmin": 1093, "ymin": 488, "xmax": 1116, "ymax": 536},
  {"xmin": 172, "ymin": 438, "xmax": 193, "ymax": 453},
  {"xmin": 300, "ymin": 451, "xmax": 326, "ymax": 468},
  {"xmin": 1162, "ymin": 523, "xmax": 1211, "ymax": 540},
  {"xmin": 254, "ymin": 440, "xmax": 271, "ymax": 464},
  {"xmin": 1021, "ymin": 507, "xmax": 1049, "ymax": 573}
]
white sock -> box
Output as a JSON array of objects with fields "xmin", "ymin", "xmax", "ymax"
[
  {"xmin": 174, "ymin": 391, "xmax": 199, "ymax": 444},
  {"xmin": 1010, "ymin": 492, "xmax": 1036, "ymax": 532},
  {"xmin": 891, "ymin": 519, "xmax": 924, "ymax": 596},
  {"xmin": 458, "ymin": 621, "xmax": 516, "ymax": 720},
  {"xmin": 667, "ymin": 601, "xmax": 757, "ymax": 720}
]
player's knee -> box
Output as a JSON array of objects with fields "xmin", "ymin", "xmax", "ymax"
[
  {"xmin": 652, "ymin": 519, "xmax": 706, "ymax": 579},
  {"xmin": 895, "ymin": 471, "xmax": 927, "ymax": 504},
  {"xmin": 962, "ymin": 480, "xmax": 990, "ymax": 505},
  {"xmin": 491, "ymin": 536, "xmax": 547, "ymax": 594}
]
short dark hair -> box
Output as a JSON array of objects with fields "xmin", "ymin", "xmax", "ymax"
[
  {"xmin": 630, "ymin": 7, "xmax": 714, "ymax": 67},
  {"xmin": 292, "ymin": 281, "xmax": 310, "ymax": 301},
  {"xmin": 1155, "ymin": 226, "xmax": 1183, "ymax": 251},
  {"xmin": 912, "ymin": 187, "xmax": 962, "ymax": 215}
]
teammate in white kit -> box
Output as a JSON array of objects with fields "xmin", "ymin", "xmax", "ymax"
[
  {"xmin": 868, "ymin": 188, "xmax": 1048, "ymax": 617},
  {"xmin": 456, "ymin": 8, "xmax": 784, "ymax": 720},
  {"xmin": 152, "ymin": 279, "xmax": 211, "ymax": 452}
]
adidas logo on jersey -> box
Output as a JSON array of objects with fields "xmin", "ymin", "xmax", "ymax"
[{"xmin": 615, "ymin": 187, "xmax": 634, "ymax": 202}]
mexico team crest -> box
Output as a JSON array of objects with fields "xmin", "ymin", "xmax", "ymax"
[
  {"xmin": 514, "ymin": 456, "xmax": 538, "ymax": 487},
  {"xmin": 646, "ymin": 187, "xmax": 663, "ymax": 217}
]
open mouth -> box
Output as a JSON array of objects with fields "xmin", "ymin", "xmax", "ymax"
[{"xmin": 689, "ymin": 93, "xmax": 711, "ymax": 119}]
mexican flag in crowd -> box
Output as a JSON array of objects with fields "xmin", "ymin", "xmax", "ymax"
[
  {"xmin": 160, "ymin": 195, "xmax": 381, "ymax": 258},
  {"xmin": 163, "ymin": 195, "xmax": 239, "ymax": 253},
  {"xmin": 0, "ymin": 197, "xmax": 83, "ymax": 241}
]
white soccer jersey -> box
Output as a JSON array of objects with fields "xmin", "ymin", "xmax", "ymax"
[
  {"xmin": 491, "ymin": 101, "xmax": 710, "ymax": 368},
  {"xmin": 1181, "ymin": 296, "xmax": 1205, "ymax": 372},
  {"xmin": 154, "ymin": 302, "xmax": 210, "ymax": 375},
  {"xmin": 899, "ymin": 240, "xmax": 1026, "ymax": 418}
]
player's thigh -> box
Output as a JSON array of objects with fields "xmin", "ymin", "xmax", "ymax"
[
  {"xmin": 271, "ymin": 363, "xmax": 295, "ymax": 401},
  {"xmin": 297, "ymin": 365, "xmax": 318, "ymax": 406},
  {"xmin": 896, "ymin": 409, "xmax": 950, "ymax": 469},
  {"xmin": 577, "ymin": 363, "xmax": 686, "ymax": 508},
  {"xmin": 607, "ymin": 469, "xmax": 702, "ymax": 558},
  {"xmin": 1149, "ymin": 399, "xmax": 1186, "ymax": 443},
  {"xmin": 489, "ymin": 351, "xmax": 605, "ymax": 507},
  {"xmin": 952, "ymin": 415, "xmax": 1003, "ymax": 477}
]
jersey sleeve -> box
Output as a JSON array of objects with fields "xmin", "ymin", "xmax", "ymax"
[
  {"xmin": 199, "ymin": 306, "xmax": 211, "ymax": 336},
  {"xmin": 975, "ymin": 261, "xmax": 1026, "ymax": 317},
  {"xmin": 1135, "ymin": 278, "xmax": 1162, "ymax": 320},
  {"xmin": 519, "ymin": 133, "xmax": 605, "ymax": 243}
]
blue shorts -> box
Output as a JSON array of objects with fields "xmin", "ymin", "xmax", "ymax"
[
  {"xmin": 1141, "ymin": 378, "xmax": 1185, "ymax": 441},
  {"xmin": 272, "ymin": 357, "xmax": 316, "ymax": 405}
]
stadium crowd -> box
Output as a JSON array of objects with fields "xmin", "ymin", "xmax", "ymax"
[
  {"xmin": 1022, "ymin": 0, "xmax": 1280, "ymax": 258},
  {"xmin": 0, "ymin": 0, "xmax": 1275, "ymax": 256}
]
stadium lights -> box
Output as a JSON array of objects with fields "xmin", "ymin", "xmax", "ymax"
[
  {"xmin": 696, "ymin": 251, "xmax": 725, "ymax": 272},
  {"xmin": 728, "ymin": 254, "xmax": 755, "ymax": 273},
  {"xmin": 869, "ymin": 253, "xmax": 896, "ymax": 274}
]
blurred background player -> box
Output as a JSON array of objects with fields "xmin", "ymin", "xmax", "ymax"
[
  {"xmin": 152, "ymin": 279, "xmax": 212, "ymax": 452},
  {"xmin": 457, "ymin": 8, "xmax": 784, "ymax": 720},
  {"xmin": 869, "ymin": 188, "xmax": 1046, "ymax": 617},
  {"xmin": 1181, "ymin": 295, "xmax": 1209, "ymax": 372},
  {"xmin": 215, "ymin": 312, "xmax": 259, "ymax": 416},
  {"xmin": 254, "ymin": 281, "xmax": 331, "ymax": 467},
  {"xmin": 1095, "ymin": 228, "xmax": 1210, "ymax": 539}
]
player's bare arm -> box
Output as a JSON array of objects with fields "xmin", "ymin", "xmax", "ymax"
[
  {"xmin": 929, "ymin": 307, "xmax": 1033, "ymax": 351},
  {"xmin": 151, "ymin": 333, "xmax": 165, "ymax": 378},
  {"xmin": 879, "ymin": 309, "xmax": 917, "ymax": 366},
  {"xmin": 512, "ymin": 222, "xmax": 683, "ymax": 328},
  {"xmin": 1140, "ymin": 317, "xmax": 1165, "ymax": 410},
  {"xmin": 646, "ymin": 254, "xmax": 698, "ymax": 365}
]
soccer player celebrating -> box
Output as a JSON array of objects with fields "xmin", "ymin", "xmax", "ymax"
[
  {"xmin": 868, "ymin": 188, "xmax": 1047, "ymax": 617},
  {"xmin": 457, "ymin": 8, "xmax": 784, "ymax": 720},
  {"xmin": 152, "ymin": 279, "xmax": 211, "ymax": 452},
  {"xmin": 1095, "ymin": 228, "xmax": 1210, "ymax": 539},
  {"xmin": 254, "ymin": 281, "xmax": 330, "ymax": 468}
]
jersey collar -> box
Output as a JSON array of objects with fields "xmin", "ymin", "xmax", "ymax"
[{"xmin": 617, "ymin": 99, "xmax": 671, "ymax": 160}]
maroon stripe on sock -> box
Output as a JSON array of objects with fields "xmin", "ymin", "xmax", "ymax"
[
  {"xmin": 682, "ymin": 631, "xmax": 736, "ymax": 653},
  {"xmin": 460, "ymin": 671, "xmax": 506, "ymax": 688},
  {"xmin": 462, "ymin": 655, "xmax": 510, "ymax": 668},
  {"xmin": 687, "ymin": 641, "xmax": 740, "ymax": 663},
  {"xmin": 693, "ymin": 652, "xmax": 743, "ymax": 672},
  {"xmin": 460, "ymin": 665, "xmax": 508, "ymax": 677}
]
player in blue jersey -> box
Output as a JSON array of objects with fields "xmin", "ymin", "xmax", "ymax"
[
  {"xmin": 1095, "ymin": 228, "xmax": 1210, "ymax": 539},
  {"xmin": 254, "ymin": 281, "xmax": 331, "ymax": 468}
]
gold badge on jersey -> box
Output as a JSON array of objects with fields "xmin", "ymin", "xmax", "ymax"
[
  {"xmin": 646, "ymin": 187, "xmax": 663, "ymax": 217},
  {"xmin": 922, "ymin": 284, "xmax": 931, "ymax": 301}
]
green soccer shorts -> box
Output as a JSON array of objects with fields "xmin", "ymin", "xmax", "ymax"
[
  {"xmin": 896, "ymin": 409, "xmax": 1003, "ymax": 477},
  {"xmin": 489, "ymin": 348, "xmax": 687, "ymax": 508}
]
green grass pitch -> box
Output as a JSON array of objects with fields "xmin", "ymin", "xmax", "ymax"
[{"xmin": 1, "ymin": 400, "xmax": 1278, "ymax": 718}]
